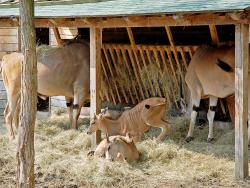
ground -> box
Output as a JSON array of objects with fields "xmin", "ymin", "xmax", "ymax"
[{"xmin": 1, "ymin": 110, "xmax": 250, "ymax": 188}]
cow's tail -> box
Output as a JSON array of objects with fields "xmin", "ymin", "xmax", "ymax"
[{"xmin": 0, "ymin": 55, "xmax": 6, "ymax": 74}]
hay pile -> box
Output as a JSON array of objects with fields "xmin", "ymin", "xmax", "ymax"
[
  {"xmin": 101, "ymin": 51, "xmax": 185, "ymax": 108},
  {"xmin": 0, "ymin": 111, "xmax": 250, "ymax": 187}
]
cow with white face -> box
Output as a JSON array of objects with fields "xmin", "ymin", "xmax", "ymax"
[{"xmin": 87, "ymin": 97, "xmax": 171, "ymax": 142}]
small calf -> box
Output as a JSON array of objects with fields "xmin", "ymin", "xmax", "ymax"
[
  {"xmin": 87, "ymin": 97, "xmax": 171, "ymax": 142},
  {"xmin": 91, "ymin": 133, "xmax": 139, "ymax": 163}
]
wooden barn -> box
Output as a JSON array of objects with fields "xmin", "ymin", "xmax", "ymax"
[{"xmin": 0, "ymin": 0, "xmax": 250, "ymax": 183}]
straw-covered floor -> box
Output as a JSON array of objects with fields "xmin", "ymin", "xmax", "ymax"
[{"xmin": 0, "ymin": 110, "xmax": 250, "ymax": 187}]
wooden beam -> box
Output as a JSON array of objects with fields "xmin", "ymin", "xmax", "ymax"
[
  {"xmin": 0, "ymin": 11, "xmax": 249, "ymax": 28},
  {"xmin": 235, "ymin": 23, "xmax": 249, "ymax": 180},
  {"xmin": 17, "ymin": 0, "xmax": 37, "ymax": 187},
  {"xmin": 90, "ymin": 27, "xmax": 102, "ymax": 148},
  {"xmin": 52, "ymin": 27, "xmax": 65, "ymax": 46},
  {"xmin": 209, "ymin": 24, "xmax": 219, "ymax": 45},
  {"xmin": 165, "ymin": 26, "xmax": 184, "ymax": 82},
  {"xmin": 127, "ymin": 27, "xmax": 136, "ymax": 45}
]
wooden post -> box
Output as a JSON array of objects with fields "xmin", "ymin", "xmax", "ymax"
[
  {"xmin": 17, "ymin": 0, "xmax": 37, "ymax": 188},
  {"xmin": 17, "ymin": 27, "xmax": 22, "ymax": 52},
  {"xmin": 235, "ymin": 23, "xmax": 249, "ymax": 180},
  {"xmin": 90, "ymin": 27, "xmax": 102, "ymax": 148}
]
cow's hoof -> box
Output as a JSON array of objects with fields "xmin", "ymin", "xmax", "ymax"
[
  {"xmin": 207, "ymin": 138, "xmax": 215, "ymax": 143},
  {"xmin": 198, "ymin": 125, "xmax": 204, "ymax": 130},
  {"xmin": 87, "ymin": 151, "xmax": 94, "ymax": 156},
  {"xmin": 185, "ymin": 136, "xmax": 194, "ymax": 142}
]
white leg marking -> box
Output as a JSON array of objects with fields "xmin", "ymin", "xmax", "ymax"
[
  {"xmin": 207, "ymin": 96, "xmax": 218, "ymax": 141},
  {"xmin": 187, "ymin": 111, "xmax": 197, "ymax": 138}
]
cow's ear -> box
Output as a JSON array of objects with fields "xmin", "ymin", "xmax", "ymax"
[
  {"xmin": 125, "ymin": 133, "xmax": 133, "ymax": 143},
  {"xmin": 106, "ymin": 132, "xmax": 110, "ymax": 143},
  {"xmin": 145, "ymin": 104, "xmax": 150, "ymax": 109},
  {"xmin": 104, "ymin": 107, "xmax": 109, "ymax": 113},
  {"xmin": 101, "ymin": 107, "xmax": 109, "ymax": 114}
]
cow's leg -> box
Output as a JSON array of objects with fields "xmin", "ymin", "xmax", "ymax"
[
  {"xmin": 3, "ymin": 102, "xmax": 14, "ymax": 139},
  {"xmin": 207, "ymin": 96, "xmax": 218, "ymax": 142},
  {"xmin": 72, "ymin": 88, "xmax": 88, "ymax": 129},
  {"xmin": 76, "ymin": 100, "xmax": 85, "ymax": 121},
  {"xmin": 72, "ymin": 94, "xmax": 81, "ymax": 130},
  {"xmin": 5, "ymin": 95, "xmax": 19, "ymax": 140},
  {"xmin": 154, "ymin": 120, "xmax": 171, "ymax": 142},
  {"xmin": 185, "ymin": 90, "xmax": 201, "ymax": 142},
  {"xmin": 65, "ymin": 97, "xmax": 73, "ymax": 127},
  {"xmin": 3, "ymin": 101, "xmax": 9, "ymax": 119},
  {"xmin": 13, "ymin": 97, "xmax": 20, "ymax": 134}
]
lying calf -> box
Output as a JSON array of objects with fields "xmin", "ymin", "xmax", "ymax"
[
  {"xmin": 90, "ymin": 133, "xmax": 139, "ymax": 163},
  {"xmin": 87, "ymin": 97, "xmax": 171, "ymax": 142}
]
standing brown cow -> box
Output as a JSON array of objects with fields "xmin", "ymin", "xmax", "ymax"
[
  {"xmin": 87, "ymin": 97, "xmax": 171, "ymax": 142},
  {"xmin": 1, "ymin": 42, "xmax": 90, "ymax": 139},
  {"xmin": 185, "ymin": 45, "xmax": 250, "ymax": 143}
]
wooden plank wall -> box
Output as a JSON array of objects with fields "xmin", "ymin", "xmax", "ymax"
[{"xmin": 0, "ymin": 27, "xmax": 19, "ymax": 59}]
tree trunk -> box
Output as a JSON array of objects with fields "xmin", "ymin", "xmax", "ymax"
[{"xmin": 17, "ymin": 0, "xmax": 37, "ymax": 187}]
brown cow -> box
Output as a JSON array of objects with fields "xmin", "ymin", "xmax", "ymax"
[
  {"xmin": 185, "ymin": 45, "xmax": 250, "ymax": 143},
  {"xmin": 1, "ymin": 42, "xmax": 90, "ymax": 139},
  {"xmin": 87, "ymin": 97, "xmax": 171, "ymax": 142},
  {"xmin": 93, "ymin": 133, "xmax": 139, "ymax": 163}
]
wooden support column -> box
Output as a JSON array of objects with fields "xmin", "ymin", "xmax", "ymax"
[
  {"xmin": 90, "ymin": 27, "xmax": 102, "ymax": 147},
  {"xmin": 52, "ymin": 27, "xmax": 65, "ymax": 46},
  {"xmin": 17, "ymin": 0, "xmax": 37, "ymax": 187},
  {"xmin": 17, "ymin": 27, "xmax": 22, "ymax": 52},
  {"xmin": 235, "ymin": 23, "xmax": 249, "ymax": 180}
]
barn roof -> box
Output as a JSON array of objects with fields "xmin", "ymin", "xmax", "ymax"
[{"xmin": 0, "ymin": 0, "xmax": 250, "ymax": 18}]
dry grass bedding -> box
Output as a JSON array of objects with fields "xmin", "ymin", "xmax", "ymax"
[{"xmin": 1, "ymin": 110, "xmax": 250, "ymax": 187}]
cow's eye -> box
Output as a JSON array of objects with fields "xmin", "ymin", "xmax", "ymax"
[{"xmin": 108, "ymin": 145, "xmax": 111, "ymax": 150}]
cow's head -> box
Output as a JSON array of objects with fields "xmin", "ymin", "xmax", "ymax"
[
  {"xmin": 87, "ymin": 113, "xmax": 105, "ymax": 134},
  {"xmin": 105, "ymin": 133, "xmax": 135, "ymax": 162},
  {"xmin": 87, "ymin": 107, "xmax": 119, "ymax": 134}
]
